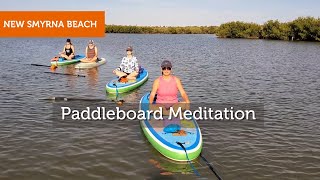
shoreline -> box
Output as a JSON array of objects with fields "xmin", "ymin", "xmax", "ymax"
[
  {"xmin": 104, "ymin": 32, "xmax": 320, "ymax": 43},
  {"xmin": 105, "ymin": 16, "xmax": 320, "ymax": 42}
]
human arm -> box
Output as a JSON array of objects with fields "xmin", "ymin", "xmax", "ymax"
[
  {"xmin": 85, "ymin": 47, "xmax": 88, "ymax": 58},
  {"xmin": 173, "ymin": 77, "xmax": 190, "ymax": 111},
  {"xmin": 94, "ymin": 46, "xmax": 98, "ymax": 59},
  {"xmin": 149, "ymin": 78, "xmax": 159, "ymax": 104},
  {"xmin": 114, "ymin": 57, "xmax": 126, "ymax": 72},
  {"xmin": 176, "ymin": 77, "xmax": 190, "ymax": 103},
  {"xmin": 71, "ymin": 45, "xmax": 75, "ymax": 55},
  {"xmin": 134, "ymin": 57, "xmax": 139, "ymax": 73}
]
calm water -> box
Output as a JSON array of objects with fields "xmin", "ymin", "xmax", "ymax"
[{"xmin": 0, "ymin": 34, "xmax": 319, "ymax": 179}]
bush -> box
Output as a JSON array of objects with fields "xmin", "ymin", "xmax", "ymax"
[
  {"xmin": 289, "ymin": 17, "xmax": 320, "ymax": 41},
  {"xmin": 216, "ymin": 21, "xmax": 261, "ymax": 38},
  {"xmin": 105, "ymin": 17, "xmax": 320, "ymax": 41},
  {"xmin": 261, "ymin": 20, "xmax": 291, "ymax": 40},
  {"xmin": 105, "ymin": 25, "xmax": 217, "ymax": 34}
]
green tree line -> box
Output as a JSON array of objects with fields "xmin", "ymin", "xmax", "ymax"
[
  {"xmin": 216, "ymin": 17, "xmax": 320, "ymax": 41},
  {"xmin": 105, "ymin": 25, "xmax": 216, "ymax": 34},
  {"xmin": 105, "ymin": 17, "xmax": 320, "ymax": 41}
]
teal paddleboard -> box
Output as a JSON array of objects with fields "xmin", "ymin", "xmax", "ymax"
[
  {"xmin": 139, "ymin": 93, "xmax": 202, "ymax": 161},
  {"xmin": 106, "ymin": 69, "xmax": 148, "ymax": 94},
  {"xmin": 50, "ymin": 55, "xmax": 85, "ymax": 66}
]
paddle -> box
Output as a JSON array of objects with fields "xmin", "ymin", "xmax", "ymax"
[
  {"xmin": 31, "ymin": 64, "xmax": 51, "ymax": 67},
  {"xmin": 31, "ymin": 63, "xmax": 58, "ymax": 71},
  {"xmin": 176, "ymin": 142, "xmax": 223, "ymax": 179},
  {"xmin": 30, "ymin": 64, "xmax": 84, "ymax": 77},
  {"xmin": 39, "ymin": 97, "xmax": 106, "ymax": 101},
  {"xmin": 44, "ymin": 72, "xmax": 86, "ymax": 77},
  {"xmin": 200, "ymin": 153, "xmax": 223, "ymax": 180}
]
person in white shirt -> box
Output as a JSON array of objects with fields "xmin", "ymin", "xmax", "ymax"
[{"xmin": 113, "ymin": 46, "xmax": 139, "ymax": 80}]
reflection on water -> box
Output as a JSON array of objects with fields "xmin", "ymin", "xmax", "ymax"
[
  {"xmin": 106, "ymin": 90, "xmax": 140, "ymax": 103},
  {"xmin": 86, "ymin": 67, "xmax": 99, "ymax": 87},
  {"xmin": 0, "ymin": 35, "xmax": 319, "ymax": 179},
  {"xmin": 148, "ymin": 158, "xmax": 193, "ymax": 175},
  {"xmin": 63, "ymin": 65, "xmax": 77, "ymax": 89}
]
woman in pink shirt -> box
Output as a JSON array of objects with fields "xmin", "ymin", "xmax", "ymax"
[{"xmin": 149, "ymin": 60, "xmax": 190, "ymax": 113}]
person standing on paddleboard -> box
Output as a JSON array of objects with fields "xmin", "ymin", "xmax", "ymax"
[
  {"xmin": 149, "ymin": 60, "xmax": 190, "ymax": 113},
  {"xmin": 80, "ymin": 40, "xmax": 99, "ymax": 63},
  {"xmin": 113, "ymin": 46, "xmax": 139, "ymax": 80},
  {"xmin": 59, "ymin": 39, "xmax": 75, "ymax": 60}
]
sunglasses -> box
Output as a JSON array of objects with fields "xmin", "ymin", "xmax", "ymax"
[{"xmin": 162, "ymin": 67, "xmax": 171, "ymax": 70}]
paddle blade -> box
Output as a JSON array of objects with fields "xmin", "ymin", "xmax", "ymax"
[{"xmin": 50, "ymin": 65, "xmax": 58, "ymax": 72}]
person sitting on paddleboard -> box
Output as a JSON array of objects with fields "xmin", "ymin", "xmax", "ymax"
[
  {"xmin": 113, "ymin": 46, "xmax": 139, "ymax": 80},
  {"xmin": 59, "ymin": 39, "xmax": 75, "ymax": 60},
  {"xmin": 81, "ymin": 40, "xmax": 98, "ymax": 63},
  {"xmin": 149, "ymin": 60, "xmax": 190, "ymax": 113}
]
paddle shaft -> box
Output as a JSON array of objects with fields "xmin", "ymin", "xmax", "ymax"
[
  {"xmin": 200, "ymin": 153, "xmax": 222, "ymax": 180},
  {"xmin": 39, "ymin": 97, "xmax": 105, "ymax": 101},
  {"xmin": 31, "ymin": 64, "xmax": 51, "ymax": 67},
  {"xmin": 44, "ymin": 72, "xmax": 86, "ymax": 77}
]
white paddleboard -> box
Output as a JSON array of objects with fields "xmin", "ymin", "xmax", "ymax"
[{"xmin": 75, "ymin": 58, "xmax": 106, "ymax": 69}]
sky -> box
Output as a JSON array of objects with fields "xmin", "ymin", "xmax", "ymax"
[{"xmin": 1, "ymin": 0, "xmax": 319, "ymax": 26}]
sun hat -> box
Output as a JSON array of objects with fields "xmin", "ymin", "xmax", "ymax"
[{"xmin": 161, "ymin": 60, "xmax": 172, "ymax": 68}]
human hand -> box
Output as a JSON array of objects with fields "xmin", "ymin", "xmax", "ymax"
[{"xmin": 184, "ymin": 102, "xmax": 190, "ymax": 110}]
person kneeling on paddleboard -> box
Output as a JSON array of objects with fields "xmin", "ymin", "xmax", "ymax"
[
  {"xmin": 80, "ymin": 40, "xmax": 99, "ymax": 63},
  {"xmin": 113, "ymin": 46, "xmax": 139, "ymax": 81},
  {"xmin": 59, "ymin": 39, "xmax": 75, "ymax": 60},
  {"xmin": 149, "ymin": 60, "xmax": 190, "ymax": 114}
]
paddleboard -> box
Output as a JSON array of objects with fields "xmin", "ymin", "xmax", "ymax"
[
  {"xmin": 75, "ymin": 58, "xmax": 106, "ymax": 69},
  {"xmin": 139, "ymin": 93, "xmax": 202, "ymax": 161},
  {"xmin": 50, "ymin": 55, "xmax": 85, "ymax": 66},
  {"xmin": 106, "ymin": 68, "xmax": 148, "ymax": 94}
]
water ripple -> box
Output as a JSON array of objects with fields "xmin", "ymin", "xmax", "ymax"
[{"xmin": 0, "ymin": 35, "xmax": 319, "ymax": 179}]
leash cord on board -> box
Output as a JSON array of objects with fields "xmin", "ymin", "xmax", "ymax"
[{"xmin": 176, "ymin": 142, "xmax": 200, "ymax": 177}]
